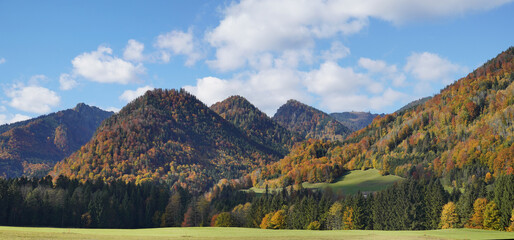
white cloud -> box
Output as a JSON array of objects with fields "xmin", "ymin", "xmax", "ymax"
[
  {"xmin": 119, "ymin": 85, "xmax": 154, "ymax": 103},
  {"xmin": 10, "ymin": 114, "xmax": 31, "ymax": 123},
  {"xmin": 7, "ymin": 84, "xmax": 60, "ymax": 114},
  {"xmin": 59, "ymin": 73, "xmax": 78, "ymax": 90},
  {"xmin": 206, "ymin": 0, "xmax": 367, "ymax": 71},
  {"xmin": 206, "ymin": 0, "xmax": 511, "ymax": 72},
  {"xmin": 305, "ymin": 61, "xmax": 370, "ymax": 96},
  {"xmin": 318, "ymin": 88, "xmax": 408, "ymax": 112},
  {"xmin": 359, "ymin": 57, "xmax": 406, "ymax": 86},
  {"xmin": 184, "ymin": 77, "xmax": 241, "ymax": 106},
  {"xmin": 0, "ymin": 58, "xmax": 5, "ymax": 64},
  {"xmin": 123, "ymin": 39, "xmax": 145, "ymax": 62},
  {"xmin": 155, "ymin": 29, "xmax": 202, "ymax": 66},
  {"xmin": 404, "ymin": 52, "xmax": 468, "ymax": 84},
  {"xmin": 72, "ymin": 46, "xmax": 145, "ymax": 84},
  {"xmin": 0, "ymin": 113, "xmax": 31, "ymax": 125}
]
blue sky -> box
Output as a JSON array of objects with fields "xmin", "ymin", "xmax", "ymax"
[{"xmin": 1, "ymin": 0, "xmax": 513, "ymax": 124}]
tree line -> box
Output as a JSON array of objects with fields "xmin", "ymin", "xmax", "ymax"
[{"xmin": 0, "ymin": 174, "xmax": 512, "ymax": 231}]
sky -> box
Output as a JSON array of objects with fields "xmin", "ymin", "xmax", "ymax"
[{"xmin": 1, "ymin": 0, "xmax": 513, "ymax": 124}]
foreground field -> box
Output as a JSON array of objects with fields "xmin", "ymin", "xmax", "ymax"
[
  {"xmin": 1, "ymin": 226, "xmax": 513, "ymax": 240},
  {"xmin": 250, "ymin": 169, "xmax": 404, "ymax": 195}
]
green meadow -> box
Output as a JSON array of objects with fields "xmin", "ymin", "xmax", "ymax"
[
  {"xmin": 0, "ymin": 226, "xmax": 512, "ymax": 240},
  {"xmin": 250, "ymin": 169, "xmax": 404, "ymax": 195}
]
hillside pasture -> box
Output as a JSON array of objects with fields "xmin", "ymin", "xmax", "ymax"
[{"xmin": 249, "ymin": 169, "xmax": 404, "ymax": 195}]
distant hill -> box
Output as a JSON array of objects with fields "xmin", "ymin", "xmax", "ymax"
[
  {"xmin": 52, "ymin": 89, "xmax": 282, "ymax": 192},
  {"xmin": 211, "ymin": 96, "xmax": 303, "ymax": 156},
  {"xmin": 330, "ymin": 111, "xmax": 382, "ymax": 131},
  {"xmin": 253, "ymin": 46, "xmax": 514, "ymax": 187},
  {"xmin": 0, "ymin": 103, "xmax": 113, "ymax": 178},
  {"xmin": 395, "ymin": 97, "xmax": 432, "ymax": 113},
  {"xmin": 272, "ymin": 100, "xmax": 351, "ymax": 141}
]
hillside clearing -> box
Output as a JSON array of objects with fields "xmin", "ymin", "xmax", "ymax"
[{"xmin": 249, "ymin": 169, "xmax": 404, "ymax": 195}]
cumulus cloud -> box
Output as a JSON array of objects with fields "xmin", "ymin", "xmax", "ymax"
[
  {"xmin": 155, "ymin": 29, "xmax": 202, "ymax": 66},
  {"xmin": 359, "ymin": 58, "xmax": 406, "ymax": 86},
  {"xmin": 59, "ymin": 73, "xmax": 78, "ymax": 90},
  {"xmin": 205, "ymin": 0, "xmax": 511, "ymax": 72},
  {"xmin": 72, "ymin": 46, "xmax": 145, "ymax": 84},
  {"xmin": 6, "ymin": 84, "xmax": 60, "ymax": 114},
  {"xmin": 404, "ymin": 52, "xmax": 468, "ymax": 84},
  {"xmin": 0, "ymin": 58, "xmax": 5, "ymax": 64},
  {"xmin": 119, "ymin": 85, "xmax": 154, "ymax": 103},
  {"xmin": 305, "ymin": 61, "xmax": 370, "ymax": 95},
  {"xmin": 123, "ymin": 39, "xmax": 145, "ymax": 62},
  {"xmin": 206, "ymin": 0, "xmax": 367, "ymax": 71}
]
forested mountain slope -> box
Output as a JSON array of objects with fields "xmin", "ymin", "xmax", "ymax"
[
  {"xmin": 273, "ymin": 100, "xmax": 351, "ymax": 141},
  {"xmin": 0, "ymin": 104, "xmax": 112, "ymax": 178},
  {"xmin": 330, "ymin": 111, "xmax": 382, "ymax": 131},
  {"xmin": 211, "ymin": 96, "xmax": 303, "ymax": 156},
  {"xmin": 52, "ymin": 89, "xmax": 282, "ymax": 192},
  {"xmin": 255, "ymin": 47, "xmax": 514, "ymax": 188}
]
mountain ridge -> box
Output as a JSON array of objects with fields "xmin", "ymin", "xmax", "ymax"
[
  {"xmin": 0, "ymin": 103, "xmax": 113, "ymax": 178},
  {"xmin": 52, "ymin": 89, "xmax": 281, "ymax": 192}
]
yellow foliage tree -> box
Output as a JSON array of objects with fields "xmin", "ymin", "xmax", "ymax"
[
  {"xmin": 269, "ymin": 210, "xmax": 286, "ymax": 229},
  {"xmin": 342, "ymin": 206, "xmax": 355, "ymax": 230},
  {"xmin": 260, "ymin": 212, "xmax": 273, "ymax": 229},
  {"xmin": 466, "ymin": 198, "xmax": 487, "ymax": 229},
  {"xmin": 440, "ymin": 202, "xmax": 459, "ymax": 229},
  {"xmin": 260, "ymin": 210, "xmax": 286, "ymax": 229},
  {"xmin": 484, "ymin": 201, "xmax": 501, "ymax": 230}
]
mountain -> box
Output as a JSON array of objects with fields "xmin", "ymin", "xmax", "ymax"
[
  {"xmin": 256, "ymin": 47, "xmax": 514, "ymax": 186},
  {"xmin": 52, "ymin": 89, "xmax": 281, "ymax": 192},
  {"xmin": 211, "ymin": 96, "xmax": 303, "ymax": 156},
  {"xmin": 272, "ymin": 100, "xmax": 352, "ymax": 141},
  {"xmin": 0, "ymin": 103, "xmax": 113, "ymax": 178},
  {"xmin": 330, "ymin": 111, "xmax": 382, "ymax": 131}
]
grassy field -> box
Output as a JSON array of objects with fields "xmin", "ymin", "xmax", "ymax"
[
  {"xmin": 249, "ymin": 169, "xmax": 404, "ymax": 195},
  {"xmin": 1, "ymin": 226, "xmax": 513, "ymax": 240}
]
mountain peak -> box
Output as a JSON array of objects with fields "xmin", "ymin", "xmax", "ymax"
[
  {"xmin": 212, "ymin": 96, "xmax": 302, "ymax": 156},
  {"xmin": 273, "ymin": 99, "xmax": 351, "ymax": 141}
]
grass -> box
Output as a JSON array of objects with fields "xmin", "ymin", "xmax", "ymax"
[
  {"xmin": 0, "ymin": 226, "xmax": 513, "ymax": 240},
  {"xmin": 249, "ymin": 169, "xmax": 404, "ymax": 195}
]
